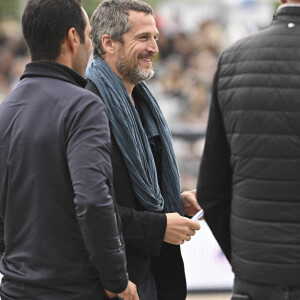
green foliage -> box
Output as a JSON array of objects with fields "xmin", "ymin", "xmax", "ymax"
[
  {"xmin": 0, "ymin": 0, "xmax": 21, "ymax": 20},
  {"xmin": 83, "ymin": 0, "xmax": 102, "ymax": 16},
  {"xmin": 273, "ymin": 0, "xmax": 281, "ymax": 10},
  {"xmin": 0, "ymin": 0, "xmax": 158, "ymax": 21}
]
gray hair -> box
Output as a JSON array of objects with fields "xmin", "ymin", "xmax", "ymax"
[{"xmin": 90, "ymin": 0, "xmax": 154, "ymax": 57}]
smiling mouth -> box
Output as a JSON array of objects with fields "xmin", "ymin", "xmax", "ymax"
[
  {"xmin": 141, "ymin": 58, "xmax": 152, "ymax": 62},
  {"xmin": 139, "ymin": 57, "xmax": 153, "ymax": 66}
]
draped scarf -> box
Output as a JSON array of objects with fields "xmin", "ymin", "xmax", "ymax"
[{"xmin": 86, "ymin": 57, "xmax": 183, "ymax": 214}]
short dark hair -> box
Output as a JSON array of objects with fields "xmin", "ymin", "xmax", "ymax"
[{"xmin": 22, "ymin": 0, "xmax": 86, "ymax": 61}]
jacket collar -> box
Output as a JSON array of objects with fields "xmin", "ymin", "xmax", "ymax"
[
  {"xmin": 20, "ymin": 61, "xmax": 87, "ymax": 88},
  {"xmin": 275, "ymin": 4, "xmax": 300, "ymax": 18}
]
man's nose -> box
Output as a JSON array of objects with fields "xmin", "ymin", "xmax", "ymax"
[{"xmin": 146, "ymin": 38, "xmax": 159, "ymax": 54}]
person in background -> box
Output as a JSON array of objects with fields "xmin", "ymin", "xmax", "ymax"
[
  {"xmin": 197, "ymin": 0, "xmax": 300, "ymax": 299},
  {"xmin": 0, "ymin": 0, "xmax": 138, "ymax": 299},
  {"xmin": 85, "ymin": 0, "xmax": 201, "ymax": 299}
]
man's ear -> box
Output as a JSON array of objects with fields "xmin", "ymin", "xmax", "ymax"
[
  {"xmin": 66, "ymin": 27, "xmax": 80, "ymax": 55},
  {"xmin": 56, "ymin": 27, "xmax": 80, "ymax": 68},
  {"xmin": 102, "ymin": 34, "xmax": 116, "ymax": 55}
]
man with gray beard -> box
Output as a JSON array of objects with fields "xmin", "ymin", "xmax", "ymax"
[{"xmin": 85, "ymin": 0, "xmax": 201, "ymax": 299}]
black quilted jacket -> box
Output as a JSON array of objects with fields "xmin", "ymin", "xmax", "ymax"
[{"xmin": 198, "ymin": 5, "xmax": 300, "ymax": 286}]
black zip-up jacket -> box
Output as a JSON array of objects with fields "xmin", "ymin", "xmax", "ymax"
[
  {"xmin": 198, "ymin": 6, "xmax": 300, "ymax": 286},
  {"xmin": 0, "ymin": 62, "xmax": 128, "ymax": 299}
]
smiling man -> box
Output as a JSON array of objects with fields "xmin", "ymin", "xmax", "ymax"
[{"xmin": 85, "ymin": 0, "xmax": 201, "ymax": 299}]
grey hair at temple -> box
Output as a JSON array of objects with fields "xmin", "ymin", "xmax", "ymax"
[{"xmin": 90, "ymin": 0, "xmax": 154, "ymax": 57}]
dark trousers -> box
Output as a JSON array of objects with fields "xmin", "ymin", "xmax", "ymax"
[
  {"xmin": 233, "ymin": 276, "xmax": 300, "ymax": 300},
  {"xmin": 137, "ymin": 271, "xmax": 157, "ymax": 300}
]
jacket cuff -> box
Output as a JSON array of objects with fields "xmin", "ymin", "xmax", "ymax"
[
  {"xmin": 142, "ymin": 212, "xmax": 167, "ymax": 256},
  {"xmin": 101, "ymin": 271, "xmax": 129, "ymax": 294}
]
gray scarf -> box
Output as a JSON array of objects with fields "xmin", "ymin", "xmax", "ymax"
[{"xmin": 86, "ymin": 57, "xmax": 183, "ymax": 214}]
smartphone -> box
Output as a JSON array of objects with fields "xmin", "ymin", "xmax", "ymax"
[
  {"xmin": 191, "ymin": 209, "xmax": 204, "ymax": 221},
  {"xmin": 231, "ymin": 294, "xmax": 252, "ymax": 300}
]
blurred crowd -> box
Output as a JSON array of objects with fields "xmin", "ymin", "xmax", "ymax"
[
  {"xmin": 0, "ymin": 13, "xmax": 237, "ymax": 190},
  {"xmin": 0, "ymin": 15, "xmax": 226, "ymax": 190},
  {"xmin": 155, "ymin": 19, "xmax": 225, "ymax": 126},
  {"xmin": 0, "ymin": 19, "xmax": 30, "ymax": 102},
  {"xmin": 0, "ymin": 16, "xmax": 224, "ymax": 121},
  {"xmin": 152, "ymin": 18, "xmax": 226, "ymax": 190}
]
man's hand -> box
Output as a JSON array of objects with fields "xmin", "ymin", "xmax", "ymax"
[
  {"xmin": 181, "ymin": 189, "xmax": 201, "ymax": 216},
  {"xmin": 105, "ymin": 280, "xmax": 139, "ymax": 300},
  {"xmin": 164, "ymin": 212, "xmax": 201, "ymax": 245}
]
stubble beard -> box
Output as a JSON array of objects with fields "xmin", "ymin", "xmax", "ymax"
[{"xmin": 116, "ymin": 49, "xmax": 154, "ymax": 85}]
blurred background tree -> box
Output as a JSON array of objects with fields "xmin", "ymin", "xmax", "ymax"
[
  {"xmin": 0, "ymin": 0, "xmax": 159, "ymax": 21},
  {"xmin": 0, "ymin": 0, "xmax": 22, "ymax": 20}
]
